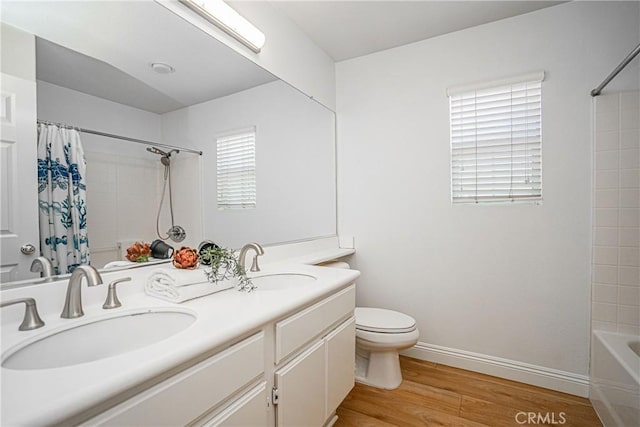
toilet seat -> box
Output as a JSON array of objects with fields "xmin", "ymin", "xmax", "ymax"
[
  {"xmin": 356, "ymin": 328, "xmax": 420, "ymax": 347},
  {"xmin": 355, "ymin": 307, "xmax": 416, "ymax": 334}
]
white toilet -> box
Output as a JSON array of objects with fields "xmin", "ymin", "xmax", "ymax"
[
  {"xmin": 320, "ymin": 261, "xmax": 419, "ymax": 390},
  {"xmin": 355, "ymin": 307, "xmax": 419, "ymax": 389}
]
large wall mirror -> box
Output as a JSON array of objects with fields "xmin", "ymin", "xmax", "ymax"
[{"xmin": 0, "ymin": 1, "xmax": 336, "ymax": 285}]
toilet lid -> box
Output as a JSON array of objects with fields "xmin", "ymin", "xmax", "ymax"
[{"xmin": 355, "ymin": 307, "xmax": 416, "ymax": 333}]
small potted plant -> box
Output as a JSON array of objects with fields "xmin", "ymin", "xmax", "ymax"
[
  {"xmin": 197, "ymin": 240, "xmax": 219, "ymax": 265},
  {"xmin": 125, "ymin": 242, "xmax": 151, "ymax": 262},
  {"xmin": 199, "ymin": 244, "xmax": 254, "ymax": 292}
]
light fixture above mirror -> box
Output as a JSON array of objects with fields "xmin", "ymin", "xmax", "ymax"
[{"xmin": 179, "ymin": 0, "xmax": 266, "ymax": 53}]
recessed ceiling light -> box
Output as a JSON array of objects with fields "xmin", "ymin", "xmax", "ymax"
[{"xmin": 150, "ymin": 62, "xmax": 175, "ymax": 74}]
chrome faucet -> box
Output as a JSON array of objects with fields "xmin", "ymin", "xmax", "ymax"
[
  {"xmin": 1, "ymin": 298, "xmax": 45, "ymax": 331},
  {"xmin": 61, "ymin": 265, "xmax": 104, "ymax": 319},
  {"xmin": 30, "ymin": 256, "xmax": 54, "ymax": 280},
  {"xmin": 238, "ymin": 242, "xmax": 264, "ymax": 272}
]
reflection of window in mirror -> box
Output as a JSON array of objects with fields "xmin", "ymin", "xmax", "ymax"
[{"xmin": 216, "ymin": 127, "xmax": 257, "ymax": 210}]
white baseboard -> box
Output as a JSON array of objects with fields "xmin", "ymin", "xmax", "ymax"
[{"xmin": 402, "ymin": 341, "xmax": 590, "ymax": 397}]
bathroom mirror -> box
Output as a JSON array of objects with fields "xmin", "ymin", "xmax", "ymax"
[{"xmin": 0, "ymin": 0, "xmax": 336, "ymax": 285}]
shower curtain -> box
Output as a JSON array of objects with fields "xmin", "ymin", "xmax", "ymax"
[{"xmin": 37, "ymin": 123, "xmax": 90, "ymax": 274}]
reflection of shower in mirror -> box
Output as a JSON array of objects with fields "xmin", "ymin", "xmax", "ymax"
[{"xmin": 146, "ymin": 147, "xmax": 186, "ymax": 243}]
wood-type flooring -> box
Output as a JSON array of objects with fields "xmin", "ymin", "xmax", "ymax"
[{"xmin": 335, "ymin": 356, "xmax": 602, "ymax": 427}]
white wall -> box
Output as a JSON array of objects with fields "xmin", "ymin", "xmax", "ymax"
[
  {"xmin": 162, "ymin": 80, "xmax": 336, "ymax": 249},
  {"xmin": 36, "ymin": 81, "xmax": 162, "ymax": 150},
  {"xmin": 592, "ymin": 91, "xmax": 640, "ymax": 335},
  {"xmin": 336, "ymin": 0, "xmax": 640, "ymax": 390},
  {"xmin": 228, "ymin": 1, "xmax": 336, "ymax": 110},
  {"xmin": 36, "ymin": 81, "xmax": 202, "ymax": 266},
  {"xmin": 1, "ymin": 23, "xmax": 35, "ymax": 81}
]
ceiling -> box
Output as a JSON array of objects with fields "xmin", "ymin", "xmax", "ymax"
[
  {"xmin": 2, "ymin": 1, "xmax": 566, "ymax": 113},
  {"xmin": 267, "ymin": 1, "xmax": 566, "ymax": 61},
  {"xmin": 2, "ymin": 1, "xmax": 276, "ymax": 114},
  {"xmin": 35, "ymin": 38, "xmax": 186, "ymax": 114}
]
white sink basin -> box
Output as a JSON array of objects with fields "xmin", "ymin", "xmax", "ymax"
[
  {"xmin": 2, "ymin": 308, "xmax": 196, "ymax": 370},
  {"xmin": 251, "ymin": 273, "xmax": 317, "ymax": 291}
]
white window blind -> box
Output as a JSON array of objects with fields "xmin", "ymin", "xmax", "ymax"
[
  {"xmin": 449, "ymin": 73, "xmax": 543, "ymax": 204},
  {"xmin": 216, "ymin": 127, "xmax": 256, "ymax": 209}
]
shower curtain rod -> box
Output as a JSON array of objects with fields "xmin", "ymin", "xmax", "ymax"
[
  {"xmin": 37, "ymin": 119, "xmax": 203, "ymax": 155},
  {"xmin": 591, "ymin": 42, "xmax": 640, "ymax": 97}
]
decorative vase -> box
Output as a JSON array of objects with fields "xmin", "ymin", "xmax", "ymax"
[{"xmin": 197, "ymin": 240, "xmax": 220, "ymax": 265}]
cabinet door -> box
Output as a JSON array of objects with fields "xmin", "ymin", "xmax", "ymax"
[
  {"xmin": 325, "ymin": 317, "xmax": 355, "ymax": 419},
  {"xmin": 275, "ymin": 340, "xmax": 326, "ymax": 427},
  {"xmin": 201, "ymin": 382, "xmax": 268, "ymax": 427}
]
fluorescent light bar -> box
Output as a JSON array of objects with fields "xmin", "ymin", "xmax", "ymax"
[{"xmin": 180, "ymin": 0, "xmax": 265, "ymax": 53}]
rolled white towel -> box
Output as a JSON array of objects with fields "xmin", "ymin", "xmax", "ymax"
[
  {"xmin": 145, "ymin": 267, "xmax": 233, "ymax": 303},
  {"xmin": 103, "ymin": 260, "xmax": 134, "ymax": 269}
]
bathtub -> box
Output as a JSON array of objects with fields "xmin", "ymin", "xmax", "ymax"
[{"xmin": 590, "ymin": 331, "xmax": 640, "ymax": 426}]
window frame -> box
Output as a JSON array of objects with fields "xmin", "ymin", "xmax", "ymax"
[
  {"xmin": 447, "ymin": 72, "xmax": 544, "ymax": 205},
  {"xmin": 216, "ymin": 126, "xmax": 257, "ymax": 210}
]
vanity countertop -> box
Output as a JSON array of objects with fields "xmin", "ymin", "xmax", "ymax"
[{"xmin": 0, "ymin": 263, "xmax": 359, "ymax": 426}]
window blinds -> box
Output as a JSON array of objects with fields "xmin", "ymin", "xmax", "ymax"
[
  {"xmin": 449, "ymin": 73, "xmax": 543, "ymax": 203},
  {"xmin": 216, "ymin": 128, "xmax": 256, "ymax": 209}
]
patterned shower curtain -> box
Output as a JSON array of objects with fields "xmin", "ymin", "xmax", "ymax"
[{"xmin": 37, "ymin": 123, "xmax": 90, "ymax": 274}]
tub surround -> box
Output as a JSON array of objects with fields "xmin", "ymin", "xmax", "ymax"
[
  {"xmin": 591, "ymin": 91, "xmax": 640, "ymax": 335},
  {"xmin": 590, "ymin": 331, "xmax": 640, "ymax": 426},
  {"xmin": 589, "ymin": 90, "xmax": 639, "ymax": 425},
  {"xmin": 1, "ymin": 259, "xmax": 359, "ymax": 425}
]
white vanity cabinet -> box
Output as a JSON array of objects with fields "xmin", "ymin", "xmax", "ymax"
[
  {"xmin": 84, "ymin": 332, "xmax": 266, "ymax": 427},
  {"xmin": 273, "ymin": 285, "xmax": 356, "ymax": 426},
  {"xmin": 76, "ymin": 283, "xmax": 356, "ymax": 427}
]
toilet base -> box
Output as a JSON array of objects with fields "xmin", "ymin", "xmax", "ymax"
[
  {"xmin": 354, "ymin": 327, "xmax": 419, "ymax": 390},
  {"xmin": 355, "ymin": 349, "xmax": 403, "ymax": 390}
]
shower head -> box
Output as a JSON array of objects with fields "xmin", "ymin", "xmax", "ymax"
[
  {"xmin": 147, "ymin": 147, "xmax": 179, "ymax": 158},
  {"xmin": 147, "ymin": 146, "xmax": 172, "ymax": 175},
  {"xmin": 146, "ymin": 146, "xmax": 169, "ymax": 156}
]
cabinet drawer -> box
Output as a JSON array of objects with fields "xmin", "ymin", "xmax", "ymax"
[
  {"xmin": 86, "ymin": 332, "xmax": 265, "ymax": 426},
  {"xmin": 275, "ymin": 285, "xmax": 355, "ymax": 363},
  {"xmin": 200, "ymin": 382, "xmax": 268, "ymax": 427}
]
